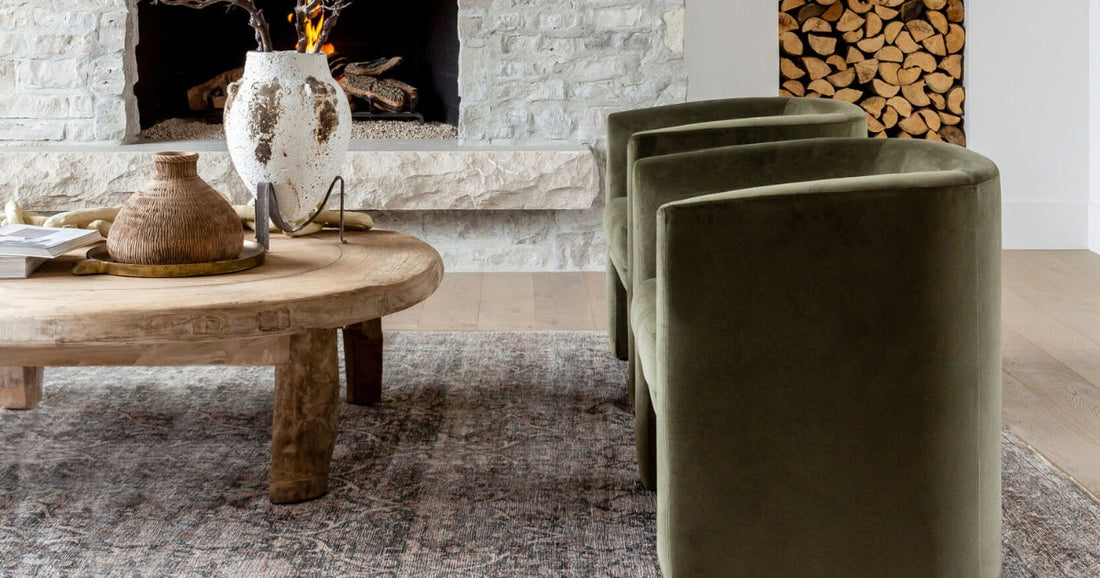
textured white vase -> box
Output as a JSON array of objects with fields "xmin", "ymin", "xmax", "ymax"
[{"xmin": 224, "ymin": 51, "xmax": 352, "ymax": 223}]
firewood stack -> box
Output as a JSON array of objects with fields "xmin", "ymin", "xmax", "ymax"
[{"xmin": 779, "ymin": 0, "xmax": 966, "ymax": 146}]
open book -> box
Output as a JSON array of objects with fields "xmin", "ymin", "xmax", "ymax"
[{"xmin": 0, "ymin": 224, "xmax": 102, "ymax": 258}]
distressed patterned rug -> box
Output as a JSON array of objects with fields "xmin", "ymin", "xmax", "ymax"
[{"xmin": 1, "ymin": 332, "xmax": 1098, "ymax": 577}]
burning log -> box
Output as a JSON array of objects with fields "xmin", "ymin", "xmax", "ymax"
[
  {"xmin": 327, "ymin": 53, "xmax": 351, "ymax": 78},
  {"xmin": 345, "ymin": 57, "xmax": 402, "ymax": 77},
  {"xmin": 340, "ymin": 76, "xmax": 409, "ymax": 112},
  {"xmin": 184, "ymin": 52, "xmax": 420, "ymax": 119},
  {"xmin": 382, "ymin": 79, "xmax": 419, "ymax": 112},
  {"xmin": 337, "ymin": 57, "xmax": 420, "ymax": 115},
  {"xmin": 187, "ymin": 67, "xmax": 243, "ymax": 111}
]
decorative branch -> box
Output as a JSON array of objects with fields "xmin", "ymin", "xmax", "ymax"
[
  {"xmin": 246, "ymin": 4, "xmax": 272, "ymax": 53},
  {"xmin": 149, "ymin": 0, "xmax": 353, "ymax": 53},
  {"xmin": 292, "ymin": 0, "xmax": 314, "ymax": 54},
  {"xmin": 149, "ymin": 0, "xmax": 273, "ymax": 52},
  {"xmin": 314, "ymin": 0, "xmax": 352, "ymax": 52}
]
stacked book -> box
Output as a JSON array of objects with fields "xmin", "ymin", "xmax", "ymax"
[{"xmin": 0, "ymin": 224, "xmax": 103, "ymax": 278}]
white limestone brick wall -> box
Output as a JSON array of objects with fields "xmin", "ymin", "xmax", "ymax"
[
  {"xmin": 372, "ymin": 209, "xmax": 605, "ymax": 271},
  {"xmin": 457, "ymin": 0, "xmax": 686, "ymax": 145},
  {"xmin": 0, "ymin": 0, "xmax": 138, "ymax": 143},
  {"xmin": 0, "ymin": 0, "xmax": 685, "ymax": 146}
]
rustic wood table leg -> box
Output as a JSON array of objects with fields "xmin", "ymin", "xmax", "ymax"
[
  {"xmin": 270, "ymin": 329, "xmax": 340, "ymax": 504},
  {"xmin": 1, "ymin": 367, "xmax": 43, "ymax": 410},
  {"xmin": 342, "ymin": 318, "xmax": 383, "ymax": 405}
]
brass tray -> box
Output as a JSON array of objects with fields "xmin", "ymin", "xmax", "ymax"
[{"xmin": 72, "ymin": 241, "xmax": 265, "ymax": 277}]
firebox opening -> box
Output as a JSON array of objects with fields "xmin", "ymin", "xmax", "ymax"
[{"xmin": 134, "ymin": 0, "xmax": 459, "ymax": 134}]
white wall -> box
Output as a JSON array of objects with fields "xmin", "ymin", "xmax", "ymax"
[
  {"xmin": 1091, "ymin": 0, "xmax": 1100, "ymax": 251},
  {"xmin": 685, "ymin": 0, "xmax": 1098, "ymax": 250},
  {"xmin": 969, "ymin": 0, "xmax": 1091, "ymax": 249},
  {"xmin": 685, "ymin": 0, "xmax": 776, "ymax": 100}
]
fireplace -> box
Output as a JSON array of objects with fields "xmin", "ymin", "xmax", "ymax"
[
  {"xmin": 134, "ymin": 0, "xmax": 460, "ymax": 130},
  {"xmin": 0, "ymin": 0, "xmax": 688, "ymax": 271},
  {"xmin": 0, "ymin": 0, "xmax": 686, "ymax": 145}
]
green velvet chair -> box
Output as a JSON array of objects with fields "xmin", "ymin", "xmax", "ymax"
[
  {"xmin": 603, "ymin": 98, "xmax": 868, "ymax": 412},
  {"xmin": 630, "ymin": 137, "xmax": 1001, "ymax": 577}
]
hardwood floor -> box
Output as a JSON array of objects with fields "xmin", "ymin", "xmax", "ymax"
[
  {"xmin": 383, "ymin": 272, "xmax": 607, "ymax": 332},
  {"xmin": 383, "ymin": 252, "xmax": 1100, "ymax": 501},
  {"xmin": 1002, "ymin": 251, "xmax": 1100, "ymax": 501}
]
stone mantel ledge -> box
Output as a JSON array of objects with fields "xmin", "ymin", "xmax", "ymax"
[{"xmin": 0, "ymin": 140, "xmax": 600, "ymax": 211}]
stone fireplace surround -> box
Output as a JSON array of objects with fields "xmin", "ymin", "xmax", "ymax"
[{"xmin": 0, "ymin": 0, "xmax": 687, "ymax": 270}]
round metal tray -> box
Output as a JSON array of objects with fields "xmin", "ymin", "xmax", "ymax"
[{"xmin": 72, "ymin": 241, "xmax": 265, "ymax": 277}]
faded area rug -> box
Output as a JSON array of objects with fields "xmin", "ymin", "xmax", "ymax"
[{"xmin": 1, "ymin": 332, "xmax": 1098, "ymax": 577}]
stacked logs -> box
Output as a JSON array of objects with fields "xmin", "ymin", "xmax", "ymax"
[{"xmin": 779, "ymin": 0, "xmax": 966, "ymax": 146}]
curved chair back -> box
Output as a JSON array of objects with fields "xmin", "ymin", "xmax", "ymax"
[
  {"xmin": 633, "ymin": 137, "xmax": 998, "ymax": 284},
  {"xmin": 636, "ymin": 138, "xmax": 1001, "ymax": 576},
  {"xmin": 606, "ymin": 97, "xmax": 868, "ymax": 204}
]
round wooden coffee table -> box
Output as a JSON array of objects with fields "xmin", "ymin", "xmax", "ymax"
[{"xmin": 0, "ymin": 230, "xmax": 443, "ymax": 503}]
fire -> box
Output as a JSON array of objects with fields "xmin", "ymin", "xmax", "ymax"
[{"xmin": 289, "ymin": 11, "xmax": 335, "ymax": 55}]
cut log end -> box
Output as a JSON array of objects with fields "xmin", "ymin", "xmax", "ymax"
[{"xmin": 780, "ymin": 0, "xmax": 966, "ymax": 145}]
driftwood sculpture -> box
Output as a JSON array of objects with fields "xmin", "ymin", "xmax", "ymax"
[{"xmin": 1, "ymin": 201, "xmax": 372, "ymax": 239}]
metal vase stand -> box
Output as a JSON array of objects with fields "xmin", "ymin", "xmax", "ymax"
[{"xmin": 253, "ymin": 176, "xmax": 347, "ymax": 250}]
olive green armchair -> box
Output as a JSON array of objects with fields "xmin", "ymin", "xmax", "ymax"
[
  {"xmin": 603, "ymin": 97, "xmax": 867, "ymax": 411},
  {"xmin": 631, "ymin": 138, "xmax": 1001, "ymax": 577}
]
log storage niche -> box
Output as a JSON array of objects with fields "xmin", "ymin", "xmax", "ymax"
[{"xmin": 779, "ymin": 0, "xmax": 966, "ymax": 146}]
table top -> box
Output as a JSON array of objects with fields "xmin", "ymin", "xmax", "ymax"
[{"xmin": 0, "ymin": 230, "xmax": 443, "ymax": 347}]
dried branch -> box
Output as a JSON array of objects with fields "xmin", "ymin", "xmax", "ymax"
[
  {"xmin": 149, "ymin": 0, "xmax": 273, "ymax": 51},
  {"xmin": 314, "ymin": 0, "xmax": 353, "ymax": 52},
  {"xmin": 292, "ymin": 0, "xmax": 314, "ymax": 53}
]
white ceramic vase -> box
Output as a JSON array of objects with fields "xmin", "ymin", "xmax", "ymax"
[{"xmin": 224, "ymin": 51, "xmax": 352, "ymax": 223}]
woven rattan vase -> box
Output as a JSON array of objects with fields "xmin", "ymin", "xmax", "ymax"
[{"xmin": 107, "ymin": 152, "xmax": 243, "ymax": 265}]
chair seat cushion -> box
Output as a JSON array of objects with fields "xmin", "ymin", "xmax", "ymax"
[
  {"xmin": 630, "ymin": 277, "xmax": 659, "ymax": 402},
  {"xmin": 603, "ymin": 197, "xmax": 629, "ymax": 284}
]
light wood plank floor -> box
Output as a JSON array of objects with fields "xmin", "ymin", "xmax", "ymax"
[
  {"xmin": 384, "ymin": 272, "xmax": 608, "ymax": 332},
  {"xmin": 384, "ymin": 253, "xmax": 1100, "ymax": 501}
]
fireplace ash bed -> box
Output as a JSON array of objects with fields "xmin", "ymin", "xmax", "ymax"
[{"xmin": 138, "ymin": 117, "xmax": 457, "ymax": 141}]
